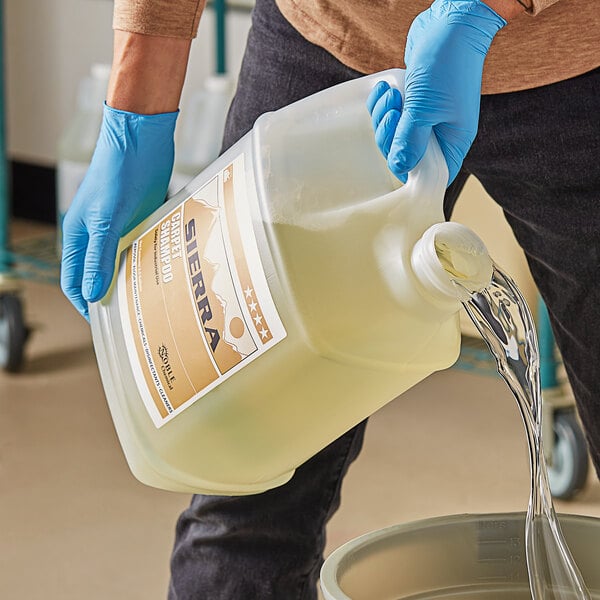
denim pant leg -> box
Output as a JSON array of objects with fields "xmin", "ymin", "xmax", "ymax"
[
  {"xmin": 450, "ymin": 68, "xmax": 600, "ymax": 474},
  {"xmin": 168, "ymin": 423, "xmax": 365, "ymax": 600},
  {"xmin": 221, "ymin": 0, "xmax": 364, "ymax": 151},
  {"xmin": 168, "ymin": 1, "xmax": 367, "ymax": 599}
]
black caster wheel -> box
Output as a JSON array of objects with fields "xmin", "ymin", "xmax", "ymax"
[
  {"xmin": 548, "ymin": 409, "xmax": 589, "ymax": 500},
  {"xmin": 0, "ymin": 293, "xmax": 27, "ymax": 373}
]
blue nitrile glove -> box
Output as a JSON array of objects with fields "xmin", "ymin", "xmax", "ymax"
[
  {"xmin": 366, "ymin": 0, "xmax": 506, "ymax": 185},
  {"xmin": 61, "ymin": 104, "xmax": 178, "ymax": 320}
]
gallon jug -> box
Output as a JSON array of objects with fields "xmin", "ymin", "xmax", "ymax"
[
  {"xmin": 169, "ymin": 74, "xmax": 234, "ymax": 194},
  {"xmin": 89, "ymin": 69, "xmax": 493, "ymax": 495},
  {"xmin": 57, "ymin": 63, "xmax": 111, "ymax": 253}
]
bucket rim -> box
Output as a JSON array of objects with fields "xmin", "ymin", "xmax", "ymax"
[{"xmin": 320, "ymin": 511, "xmax": 599, "ymax": 600}]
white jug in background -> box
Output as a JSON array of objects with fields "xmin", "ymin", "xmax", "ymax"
[
  {"xmin": 169, "ymin": 74, "xmax": 234, "ymax": 195},
  {"xmin": 56, "ymin": 63, "xmax": 111, "ymax": 253}
]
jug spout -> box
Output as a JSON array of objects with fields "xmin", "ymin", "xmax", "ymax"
[{"xmin": 412, "ymin": 222, "xmax": 493, "ymax": 304}]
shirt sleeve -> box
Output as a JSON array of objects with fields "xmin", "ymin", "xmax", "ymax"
[
  {"xmin": 530, "ymin": 0, "xmax": 560, "ymax": 15},
  {"xmin": 113, "ymin": 0, "xmax": 206, "ymax": 39}
]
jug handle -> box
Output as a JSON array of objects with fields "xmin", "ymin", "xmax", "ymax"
[
  {"xmin": 371, "ymin": 69, "xmax": 449, "ymax": 221},
  {"xmin": 372, "ymin": 130, "xmax": 449, "ymax": 227},
  {"xmin": 403, "ymin": 133, "xmax": 449, "ymax": 205}
]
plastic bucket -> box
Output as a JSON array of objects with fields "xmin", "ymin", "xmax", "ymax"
[{"xmin": 320, "ymin": 513, "xmax": 600, "ymax": 599}]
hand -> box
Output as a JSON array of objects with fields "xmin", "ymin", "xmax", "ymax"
[
  {"xmin": 367, "ymin": 0, "xmax": 506, "ymax": 185},
  {"xmin": 61, "ymin": 104, "xmax": 178, "ymax": 320}
]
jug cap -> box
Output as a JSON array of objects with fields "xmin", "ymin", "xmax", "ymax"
[
  {"xmin": 412, "ymin": 222, "xmax": 492, "ymax": 303},
  {"xmin": 203, "ymin": 73, "xmax": 233, "ymax": 93}
]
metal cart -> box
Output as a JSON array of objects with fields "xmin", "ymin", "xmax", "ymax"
[
  {"xmin": 0, "ymin": 236, "xmax": 59, "ymax": 373},
  {"xmin": 537, "ymin": 297, "xmax": 589, "ymax": 500},
  {"xmin": 0, "ymin": 0, "xmax": 237, "ymax": 374},
  {"xmin": 0, "ymin": 0, "xmax": 62, "ymax": 373},
  {"xmin": 0, "ymin": 0, "xmax": 29, "ymax": 373}
]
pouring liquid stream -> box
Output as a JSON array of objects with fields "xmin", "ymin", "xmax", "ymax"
[{"xmin": 460, "ymin": 265, "xmax": 590, "ymax": 599}]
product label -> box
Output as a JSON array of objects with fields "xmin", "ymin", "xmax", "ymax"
[{"xmin": 118, "ymin": 154, "xmax": 286, "ymax": 427}]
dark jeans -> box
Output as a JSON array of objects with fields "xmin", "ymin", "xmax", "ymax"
[{"xmin": 169, "ymin": 0, "xmax": 600, "ymax": 597}]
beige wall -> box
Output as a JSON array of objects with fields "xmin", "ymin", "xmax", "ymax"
[{"xmin": 4, "ymin": 0, "xmax": 252, "ymax": 166}]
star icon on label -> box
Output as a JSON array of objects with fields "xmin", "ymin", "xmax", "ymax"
[
  {"xmin": 259, "ymin": 327, "xmax": 270, "ymax": 340},
  {"xmin": 253, "ymin": 314, "xmax": 263, "ymax": 326},
  {"xmin": 248, "ymin": 300, "xmax": 258, "ymax": 313},
  {"xmin": 244, "ymin": 286, "xmax": 254, "ymax": 299}
]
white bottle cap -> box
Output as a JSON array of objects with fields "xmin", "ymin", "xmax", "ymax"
[
  {"xmin": 91, "ymin": 63, "xmax": 112, "ymax": 83},
  {"xmin": 412, "ymin": 222, "xmax": 493, "ymax": 303},
  {"xmin": 204, "ymin": 74, "xmax": 233, "ymax": 94}
]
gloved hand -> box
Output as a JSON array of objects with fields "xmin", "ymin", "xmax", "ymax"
[
  {"xmin": 61, "ymin": 104, "xmax": 178, "ymax": 320},
  {"xmin": 367, "ymin": 0, "xmax": 506, "ymax": 185}
]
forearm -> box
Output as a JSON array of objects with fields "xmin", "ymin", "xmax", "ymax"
[{"xmin": 107, "ymin": 30, "xmax": 192, "ymax": 114}]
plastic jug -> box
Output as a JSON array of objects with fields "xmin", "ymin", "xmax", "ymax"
[
  {"xmin": 169, "ymin": 74, "xmax": 235, "ymax": 195},
  {"xmin": 57, "ymin": 63, "xmax": 111, "ymax": 252},
  {"xmin": 89, "ymin": 69, "xmax": 493, "ymax": 495}
]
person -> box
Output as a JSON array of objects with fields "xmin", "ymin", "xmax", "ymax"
[{"xmin": 61, "ymin": 0, "xmax": 599, "ymax": 597}]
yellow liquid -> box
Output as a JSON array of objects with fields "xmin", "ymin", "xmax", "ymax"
[
  {"xmin": 270, "ymin": 206, "xmax": 460, "ymax": 368},
  {"xmin": 93, "ymin": 200, "xmax": 462, "ymax": 494}
]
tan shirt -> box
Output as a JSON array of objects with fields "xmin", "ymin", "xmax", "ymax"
[{"xmin": 113, "ymin": 0, "xmax": 600, "ymax": 95}]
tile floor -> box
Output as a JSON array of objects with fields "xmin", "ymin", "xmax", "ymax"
[{"xmin": 2, "ymin": 220, "xmax": 599, "ymax": 599}]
